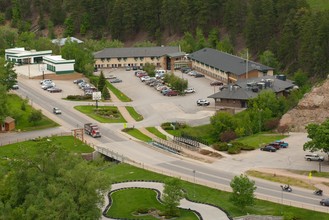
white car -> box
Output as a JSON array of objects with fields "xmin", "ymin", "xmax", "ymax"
[
  {"xmin": 53, "ymin": 107, "xmax": 61, "ymax": 114},
  {"xmin": 40, "ymin": 79, "xmax": 52, "ymax": 84},
  {"xmin": 184, "ymin": 88, "xmax": 195, "ymax": 94},
  {"xmin": 187, "ymin": 71, "xmax": 197, "ymax": 76},
  {"xmin": 41, "ymin": 82, "xmax": 55, "ymax": 90},
  {"xmin": 197, "ymin": 99, "xmax": 210, "ymax": 106},
  {"xmin": 140, "ymin": 76, "xmax": 150, "ymax": 82}
]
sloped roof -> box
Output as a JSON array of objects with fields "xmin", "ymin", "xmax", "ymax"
[
  {"xmin": 51, "ymin": 37, "xmax": 83, "ymax": 46},
  {"xmin": 188, "ymin": 48, "xmax": 273, "ymax": 76},
  {"xmin": 94, "ymin": 46, "xmax": 180, "ymax": 58},
  {"xmin": 208, "ymin": 75, "xmax": 295, "ymax": 100},
  {"xmin": 4, "ymin": 116, "xmax": 15, "ymax": 123}
]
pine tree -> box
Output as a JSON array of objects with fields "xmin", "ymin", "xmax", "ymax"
[{"xmin": 98, "ymin": 71, "xmax": 106, "ymax": 93}]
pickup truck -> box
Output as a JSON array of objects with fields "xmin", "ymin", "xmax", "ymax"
[{"xmin": 304, "ymin": 154, "xmax": 324, "ymax": 161}]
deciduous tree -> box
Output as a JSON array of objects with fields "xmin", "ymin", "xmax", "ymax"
[
  {"xmin": 162, "ymin": 178, "xmax": 183, "ymax": 217},
  {"xmin": 230, "ymin": 174, "xmax": 256, "ymax": 209},
  {"xmin": 304, "ymin": 120, "xmax": 329, "ymax": 154}
]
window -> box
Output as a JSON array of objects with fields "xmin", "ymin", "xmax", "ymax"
[
  {"xmin": 106, "ymin": 58, "xmax": 111, "ymax": 62},
  {"xmin": 117, "ymin": 58, "xmax": 122, "ymax": 62}
]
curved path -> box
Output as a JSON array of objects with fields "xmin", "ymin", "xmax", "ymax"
[{"xmin": 102, "ymin": 181, "xmax": 230, "ymax": 220}]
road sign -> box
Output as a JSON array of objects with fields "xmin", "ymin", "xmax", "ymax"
[{"xmin": 92, "ymin": 91, "xmax": 101, "ymax": 101}]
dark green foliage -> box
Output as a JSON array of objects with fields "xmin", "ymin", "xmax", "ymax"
[
  {"xmin": 143, "ymin": 63, "xmax": 156, "ymax": 77},
  {"xmin": 28, "ymin": 109, "xmax": 42, "ymax": 125},
  {"xmin": 66, "ymin": 94, "xmax": 92, "ymax": 101},
  {"xmin": 220, "ymin": 130, "xmax": 237, "ymax": 142},
  {"xmin": 227, "ymin": 145, "xmax": 241, "ymax": 154},
  {"xmin": 304, "ymin": 119, "xmax": 329, "ymax": 153},
  {"xmin": 98, "ymin": 71, "xmax": 106, "ymax": 92},
  {"xmin": 163, "ymin": 73, "xmax": 188, "ymax": 92},
  {"xmin": 102, "ymin": 86, "xmax": 111, "ymax": 100},
  {"xmin": 212, "ymin": 142, "xmax": 229, "ymax": 151}
]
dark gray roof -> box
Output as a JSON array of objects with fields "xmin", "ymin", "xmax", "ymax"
[
  {"xmin": 94, "ymin": 46, "xmax": 180, "ymax": 58},
  {"xmin": 208, "ymin": 75, "xmax": 295, "ymax": 100},
  {"xmin": 167, "ymin": 52, "xmax": 186, "ymax": 58},
  {"xmin": 188, "ymin": 48, "xmax": 273, "ymax": 75}
]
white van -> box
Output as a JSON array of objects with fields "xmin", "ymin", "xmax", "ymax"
[{"xmin": 155, "ymin": 69, "xmax": 166, "ymax": 78}]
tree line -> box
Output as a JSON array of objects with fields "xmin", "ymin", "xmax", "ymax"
[{"xmin": 0, "ymin": 0, "xmax": 329, "ymax": 80}]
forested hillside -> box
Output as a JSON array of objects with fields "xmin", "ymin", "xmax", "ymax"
[{"xmin": 0, "ymin": 0, "xmax": 329, "ymax": 80}]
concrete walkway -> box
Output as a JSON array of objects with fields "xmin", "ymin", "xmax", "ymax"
[{"xmin": 102, "ymin": 181, "xmax": 230, "ymax": 220}]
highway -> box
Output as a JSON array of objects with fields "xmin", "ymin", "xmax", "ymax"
[{"xmin": 4, "ymin": 75, "xmax": 329, "ymax": 214}]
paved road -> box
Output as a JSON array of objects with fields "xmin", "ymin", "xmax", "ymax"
[{"xmin": 2, "ymin": 69, "xmax": 329, "ymax": 215}]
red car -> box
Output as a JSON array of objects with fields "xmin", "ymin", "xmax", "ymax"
[
  {"xmin": 268, "ymin": 142, "xmax": 281, "ymax": 150},
  {"xmin": 164, "ymin": 90, "xmax": 178, "ymax": 96}
]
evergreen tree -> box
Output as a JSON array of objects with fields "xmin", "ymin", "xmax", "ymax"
[
  {"xmin": 102, "ymin": 86, "xmax": 111, "ymax": 100},
  {"xmin": 98, "ymin": 71, "xmax": 106, "ymax": 92}
]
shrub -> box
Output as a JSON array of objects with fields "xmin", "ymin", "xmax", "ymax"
[
  {"xmin": 212, "ymin": 142, "xmax": 229, "ymax": 151},
  {"xmin": 277, "ymin": 124, "xmax": 289, "ymax": 134},
  {"xmin": 220, "ymin": 130, "xmax": 237, "ymax": 142},
  {"xmin": 67, "ymin": 94, "xmax": 92, "ymax": 100},
  {"xmin": 227, "ymin": 145, "xmax": 241, "ymax": 154},
  {"xmin": 264, "ymin": 118, "xmax": 280, "ymax": 130}
]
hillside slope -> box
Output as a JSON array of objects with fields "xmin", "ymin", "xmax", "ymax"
[{"xmin": 280, "ymin": 79, "xmax": 329, "ymax": 132}]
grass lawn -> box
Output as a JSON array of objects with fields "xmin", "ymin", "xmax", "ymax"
[
  {"xmin": 74, "ymin": 105, "xmax": 127, "ymax": 123},
  {"xmin": 235, "ymin": 133, "xmax": 287, "ymax": 148},
  {"xmin": 246, "ymin": 170, "xmax": 316, "ymax": 190},
  {"xmin": 6, "ymin": 94, "xmax": 58, "ymax": 131},
  {"xmin": 0, "ymin": 136, "xmax": 94, "ymax": 158},
  {"xmin": 289, "ymin": 170, "xmax": 329, "ymax": 178},
  {"xmin": 146, "ymin": 127, "xmax": 167, "ymax": 140},
  {"xmin": 105, "ymin": 163, "xmax": 329, "ymax": 220},
  {"xmin": 307, "ymin": 0, "xmax": 329, "ymax": 11},
  {"xmin": 106, "ymin": 81, "xmax": 131, "ymax": 102},
  {"xmin": 125, "ymin": 106, "xmax": 143, "ymax": 121},
  {"xmin": 107, "ymin": 188, "xmax": 197, "ymax": 219},
  {"xmin": 123, "ymin": 128, "xmax": 152, "ymax": 142}
]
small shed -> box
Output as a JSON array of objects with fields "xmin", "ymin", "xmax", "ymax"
[{"xmin": 0, "ymin": 116, "xmax": 15, "ymax": 132}]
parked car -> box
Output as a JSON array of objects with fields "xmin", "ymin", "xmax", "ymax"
[
  {"xmin": 105, "ymin": 75, "xmax": 116, "ymax": 79},
  {"xmin": 187, "ymin": 70, "xmax": 197, "ymax": 76},
  {"xmin": 195, "ymin": 73, "xmax": 205, "ymax": 78},
  {"xmin": 110, "ymin": 78, "xmax": 122, "ymax": 83},
  {"xmin": 267, "ymin": 142, "xmax": 281, "ymax": 150},
  {"xmin": 11, "ymin": 84, "xmax": 19, "ymax": 90},
  {"xmin": 41, "ymin": 82, "xmax": 55, "ymax": 90},
  {"xmin": 40, "ymin": 79, "xmax": 52, "ymax": 84},
  {"xmin": 320, "ymin": 198, "xmax": 329, "ymax": 206},
  {"xmin": 125, "ymin": 66, "xmax": 131, "ymax": 71},
  {"xmin": 181, "ymin": 67, "xmax": 192, "ymax": 73},
  {"xmin": 304, "ymin": 154, "xmax": 324, "ymax": 161},
  {"xmin": 197, "ymin": 99, "xmax": 210, "ymax": 106},
  {"xmin": 164, "ymin": 90, "xmax": 178, "ymax": 96},
  {"xmin": 260, "ymin": 145, "xmax": 277, "ymax": 152},
  {"xmin": 47, "ymin": 87, "xmax": 62, "ymax": 93},
  {"xmin": 184, "ymin": 88, "xmax": 195, "ymax": 94},
  {"xmin": 161, "ymin": 88, "xmax": 172, "ymax": 95},
  {"xmin": 73, "ymin": 79, "xmax": 85, "ymax": 84},
  {"xmin": 132, "ymin": 66, "xmax": 138, "ymax": 70},
  {"xmin": 210, "ymin": 81, "xmax": 224, "ymax": 86},
  {"xmin": 275, "ymin": 140, "xmax": 289, "ymax": 148},
  {"xmin": 53, "ymin": 107, "xmax": 61, "ymax": 114},
  {"xmin": 136, "ymin": 72, "xmax": 148, "ymax": 78}
]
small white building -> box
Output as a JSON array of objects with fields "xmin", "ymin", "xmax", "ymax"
[
  {"xmin": 5, "ymin": 47, "xmax": 52, "ymax": 64},
  {"xmin": 43, "ymin": 55, "xmax": 75, "ymax": 74}
]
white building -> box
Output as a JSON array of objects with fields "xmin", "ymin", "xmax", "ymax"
[
  {"xmin": 5, "ymin": 47, "xmax": 52, "ymax": 64},
  {"xmin": 43, "ymin": 55, "xmax": 75, "ymax": 74}
]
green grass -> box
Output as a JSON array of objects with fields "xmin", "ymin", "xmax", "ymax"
[
  {"xmin": 235, "ymin": 133, "xmax": 287, "ymax": 148},
  {"xmin": 125, "ymin": 106, "xmax": 143, "ymax": 121},
  {"xmin": 105, "ymin": 163, "xmax": 329, "ymax": 220},
  {"xmin": 0, "ymin": 136, "xmax": 94, "ymax": 158},
  {"xmin": 107, "ymin": 188, "xmax": 197, "ymax": 219},
  {"xmin": 146, "ymin": 127, "xmax": 167, "ymax": 140},
  {"xmin": 123, "ymin": 128, "xmax": 152, "ymax": 142},
  {"xmin": 7, "ymin": 94, "xmax": 58, "ymax": 131},
  {"xmin": 106, "ymin": 81, "xmax": 132, "ymax": 102},
  {"xmin": 307, "ymin": 0, "xmax": 329, "ymax": 11},
  {"xmin": 74, "ymin": 105, "xmax": 127, "ymax": 123}
]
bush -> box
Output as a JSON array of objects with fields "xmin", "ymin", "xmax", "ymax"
[
  {"xmin": 212, "ymin": 142, "xmax": 229, "ymax": 151},
  {"xmin": 264, "ymin": 118, "xmax": 280, "ymax": 131},
  {"xmin": 67, "ymin": 94, "xmax": 92, "ymax": 100},
  {"xmin": 227, "ymin": 145, "xmax": 241, "ymax": 154},
  {"xmin": 220, "ymin": 130, "xmax": 237, "ymax": 142}
]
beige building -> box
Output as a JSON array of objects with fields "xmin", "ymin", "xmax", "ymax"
[
  {"xmin": 188, "ymin": 48, "xmax": 274, "ymax": 83},
  {"xmin": 93, "ymin": 46, "xmax": 182, "ymax": 70}
]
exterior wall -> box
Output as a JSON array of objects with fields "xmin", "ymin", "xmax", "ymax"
[
  {"xmin": 191, "ymin": 60, "xmax": 227, "ymax": 82},
  {"xmin": 215, "ymin": 99, "xmax": 244, "ymax": 108},
  {"xmin": 95, "ymin": 56, "xmax": 166, "ymax": 69}
]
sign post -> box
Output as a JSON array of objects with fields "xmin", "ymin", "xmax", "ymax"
[{"xmin": 92, "ymin": 91, "xmax": 102, "ymax": 108}]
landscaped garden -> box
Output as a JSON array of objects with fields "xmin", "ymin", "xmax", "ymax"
[{"xmin": 74, "ymin": 105, "xmax": 127, "ymax": 123}]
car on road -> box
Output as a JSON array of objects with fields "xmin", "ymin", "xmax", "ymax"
[
  {"xmin": 320, "ymin": 198, "xmax": 329, "ymax": 206},
  {"xmin": 260, "ymin": 145, "xmax": 277, "ymax": 152},
  {"xmin": 47, "ymin": 87, "xmax": 62, "ymax": 93},
  {"xmin": 53, "ymin": 107, "xmax": 61, "ymax": 114},
  {"xmin": 110, "ymin": 78, "xmax": 122, "ymax": 83},
  {"xmin": 196, "ymin": 99, "xmax": 210, "ymax": 106},
  {"xmin": 210, "ymin": 81, "xmax": 224, "ymax": 86},
  {"xmin": 304, "ymin": 154, "xmax": 324, "ymax": 161},
  {"xmin": 184, "ymin": 88, "xmax": 195, "ymax": 94}
]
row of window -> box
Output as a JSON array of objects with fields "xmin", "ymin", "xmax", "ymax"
[
  {"xmin": 100, "ymin": 57, "xmax": 161, "ymax": 62},
  {"xmin": 96, "ymin": 62, "xmax": 161, "ymax": 69}
]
